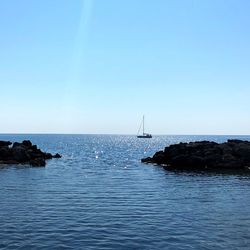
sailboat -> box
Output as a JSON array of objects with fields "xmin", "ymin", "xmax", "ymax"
[{"xmin": 137, "ymin": 115, "xmax": 152, "ymax": 138}]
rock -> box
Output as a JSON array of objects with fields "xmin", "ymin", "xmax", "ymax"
[
  {"xmin": 12, "ymin": 146, "xmax": 30, "ymax": 162},
  {"xmin": 0, "ymin": 146, "xmax": 12, "ymax": 159},
  {"xmin": 0, "ymin": 141, "xmax": 12, "ymax": 147},
  {"xmin": 0, "ymin": 160, "xmax": 19, "ymax": 165},
  {"xmin": 44, "ymin": 153, "xmax": 53, "ymax": 159},
  {"xmin": 53, "ymin": 153, "xmax": 62, "ymax": 158},
  {"xmin": 0, "ymin": 140, "xmax": 61, "ymax": 167},
  {"xmin": 22, "ymin": 140, "xmax": 32, "ymax": 148},
  {"xmin": 12, "ymin": 142, "xmax": 22, "ymax": 148},
  {"xmin": 141, "ymin": 139, "xmax": 250, "ymax": 172},
  {"xmin": 31, "ymin": 145, "xmax": 38, "ymax": 151},
  {"xmin": 30, "ymin": 158, "xmax": 46, "ymax": 167},
  {"xmin": 141, "ymin": 157, "xmax": 153, "ymax": 163}
]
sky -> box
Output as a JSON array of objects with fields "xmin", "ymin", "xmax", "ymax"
[{"xmin": 0, "ymin": 0, "xmax": 250, "ymax": 135}]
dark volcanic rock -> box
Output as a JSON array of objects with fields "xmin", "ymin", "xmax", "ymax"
[
  {"xmin": 53, "ymin": 153, "xmax": 62, "ymax": 158},
  {"xmin": 30, "ymin": 158, "xmax": 46, "ymax": 167},
  {"xmin": 0, "ymin": 141, "xmax": 12, "ymax": 147},
  {"xmin": 0, "ymin": 146, "xmax": 12, "ymax": 159},
  {"xmin": 12, "ymin": 146, "xmax": 30, "ymax": 162},
  {"xmin": 0, "ymin": 140, "xmax": 61, "ymax": 167},
  {"xmin": 141, "ymin": 140, "xmax": 250, "ymax": 171}
]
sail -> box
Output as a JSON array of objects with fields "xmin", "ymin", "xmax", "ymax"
[{"xmin": 137, "ymin": 116, "xmax": 152, "ymax": 138}]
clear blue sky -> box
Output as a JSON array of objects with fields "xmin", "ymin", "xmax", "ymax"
[{"xmin": 0, "ymin": 0, "xmax": 250, "ymax": 134}]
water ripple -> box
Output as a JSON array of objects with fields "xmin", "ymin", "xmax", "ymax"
[{"xmin": 0, "ymin": 134, "xmax": 250, "ymax": 249}]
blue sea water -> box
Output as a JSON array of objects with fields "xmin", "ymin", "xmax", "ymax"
[{"xmin": 1, "ymin": 134, "xmax": 250, "ymax": 250}]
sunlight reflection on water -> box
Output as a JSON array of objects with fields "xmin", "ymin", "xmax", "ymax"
[{"xmin": 0, "ymin": 134, "xmax": 250, "ymax": 249}]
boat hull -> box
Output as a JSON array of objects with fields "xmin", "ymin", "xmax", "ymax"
[{"xmin": 137, "ymin": 135, "xmax": 152, "ymax": 138}]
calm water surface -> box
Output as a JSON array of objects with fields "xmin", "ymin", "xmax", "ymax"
[{"xmin": 0, "ymin": 134, "xmax": 250, "ymax": 249}]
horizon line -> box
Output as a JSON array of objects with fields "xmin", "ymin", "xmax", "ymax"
[{"xmin": 0, "ymin": 133, "xmax": 250, "ymax": 136}]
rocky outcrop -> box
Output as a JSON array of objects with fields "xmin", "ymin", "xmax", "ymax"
[
  {"xmin": 141, "ymin": 140, "xmax": 250, "ymax": 171},
  {"xmin": 0, "ymin": 140, "xmax": 61, "ymax": 167}
]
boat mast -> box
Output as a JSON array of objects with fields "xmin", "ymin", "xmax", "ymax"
[{"xmin": 143, "ymin": 115, "xmax": 144, "ymax": 135}]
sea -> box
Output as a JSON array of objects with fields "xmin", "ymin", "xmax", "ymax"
[{"xmin": 0, "ymin": 134, "xmax": 250, "ymax": 250}]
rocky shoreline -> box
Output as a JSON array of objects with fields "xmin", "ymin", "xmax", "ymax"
[
  {"xmin": 142, "ymin": 140, "xmax": 250, "ymax": 171},
  {"xmin": 0, "ymin": 140, "xmax": 61, "ymax": 167}
]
